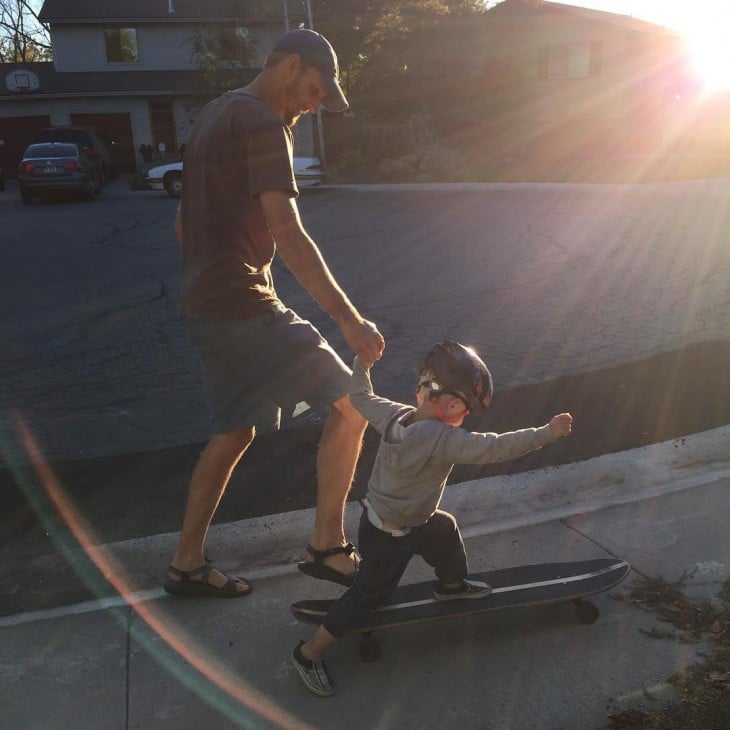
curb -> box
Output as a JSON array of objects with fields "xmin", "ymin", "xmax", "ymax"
[
  {"xmin": 3, "ymin": 426, "xmax": 727, "ymax": 627},
  {"xmin": 97, "ymin": 426, "xmax": 730, "ymax": 589}
]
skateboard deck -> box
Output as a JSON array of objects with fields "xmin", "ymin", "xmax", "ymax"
[{"xmin": 292, "ymin": 558, "xmax": 630, "ymax": 636}]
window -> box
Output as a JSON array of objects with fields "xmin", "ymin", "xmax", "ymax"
[
  {"xmin": 26, "ymin": 144, "xmax": 78, "ymax": 158},
  {"xmin": 104, "ymin": 28, "xmax": 139, "ymax": 63},
  {"xmin": 539, "ymin": 42, "xmax": 602, "ymax": 80}
]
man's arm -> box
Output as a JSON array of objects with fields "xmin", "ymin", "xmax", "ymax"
[{"xmin": 260, "ymin": 190, "xmax": 384, "ymax": 365}]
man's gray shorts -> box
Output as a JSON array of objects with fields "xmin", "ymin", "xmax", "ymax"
[{"xmin": 187, "ymin": 306, "xmax": 352, "ymax": 434}]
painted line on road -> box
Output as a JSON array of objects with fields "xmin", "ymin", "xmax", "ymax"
[{"xmin": 0, "ymin": 563, "xmax": 297, "ymax": 629}]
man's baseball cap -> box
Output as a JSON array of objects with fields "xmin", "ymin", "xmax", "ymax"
[{"xmin": 273, "ymin": 28, "xmax": 349, "ymax": 113}]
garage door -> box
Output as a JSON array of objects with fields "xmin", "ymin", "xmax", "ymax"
[
  {"xmin": 70, "ymin": 113, "xmax": 136, "ymax": 172},
  {"xmin": 0, "ymin": 115, "xmax": 51, "ymax": 178}
]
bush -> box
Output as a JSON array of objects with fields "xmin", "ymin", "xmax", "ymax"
[{"xmin": 129, "ymin": 170, "xmax": 150, "ymax": 191}]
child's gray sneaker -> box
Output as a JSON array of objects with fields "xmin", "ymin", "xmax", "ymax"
[
  {"xmin": 434, "ymin": 578, "xmax": 492, "ymax": 601},
  {"xmin": 292, "ymin": 641, "xmax": 335, "ymax": 697}
]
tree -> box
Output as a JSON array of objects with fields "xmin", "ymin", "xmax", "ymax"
[
  {"xmin": 188, "ymin": 22, "xmax": 258, "ymax": 97},
  {"xmin": 295, "ymin": 1, "xmax": 488, "ymax": 179},
  {"xmin": 310, "ymin": 1, "xmax": 486, "ymax": 131},
  {"xmin": 0, "ymin": 0, "xmax": 51, "ymax": 62},
  {"xmin": 310, "ymin": 1, "xmax": 485, "ymax": 115}
]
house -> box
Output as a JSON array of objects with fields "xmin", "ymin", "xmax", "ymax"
[
  {"xmin": 476, "ymin": 0, "xmax": 698, "ymax": 172},
  {"xmin": 0, "ymin": 0, "xmax": 313, "ymax": 177}
]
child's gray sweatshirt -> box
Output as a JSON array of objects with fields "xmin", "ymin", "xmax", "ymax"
[{"xmin": 349, "ymin": 356, "xmax": 556, "ymax": 527}]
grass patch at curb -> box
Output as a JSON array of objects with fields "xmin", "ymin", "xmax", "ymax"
[{"xmin": 606, "ymin": 576, "xmax": 730, "ymax": 728}]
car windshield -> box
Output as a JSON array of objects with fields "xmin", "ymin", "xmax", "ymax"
[
  {"xmin": 26, "ymin": 143, "xmax": 78, "ymax": 158},
  {"xmin": 41, "ymin": 130, "xmax": 89, "ymax": 144}
]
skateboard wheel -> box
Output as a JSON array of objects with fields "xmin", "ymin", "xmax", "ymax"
[
  {"xmin": 574, "ymin": 600, "xmax": 600, "ymax": 624},
  {"xmin": 359, "ymin": 634, "xmax": 381, "ymax": 662}
]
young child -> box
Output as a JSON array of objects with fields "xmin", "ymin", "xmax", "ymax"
[{"xmin": 292, "ymin": 340, "xmax": 573, "ymax": 696}]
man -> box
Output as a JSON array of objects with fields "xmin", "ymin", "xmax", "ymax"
[{"xmin": 164, "ymin": 29, "xmax": 385, "ymax": 598}]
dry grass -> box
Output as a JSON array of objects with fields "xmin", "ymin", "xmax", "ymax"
[{"xmin": 606, "ymin": 576, "xmax": 730, "ymax": 729}]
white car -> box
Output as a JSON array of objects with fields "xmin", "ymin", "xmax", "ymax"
[{"xmin": 144, "ymin": 156, "xmax": 324, "ymax": 198}]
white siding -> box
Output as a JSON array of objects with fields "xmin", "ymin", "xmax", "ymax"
[
  {"xmin": 51, "ymin": 24, "xmax": 198, "ymax": 72},
  {"xmin": 51, "ymin": 23, "xmax": 285, "ymax": 73}
]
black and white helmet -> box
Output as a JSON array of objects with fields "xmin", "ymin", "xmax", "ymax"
[{"xmin": 418, "ymin": 340, "xmax": 493, "ymax": 412}]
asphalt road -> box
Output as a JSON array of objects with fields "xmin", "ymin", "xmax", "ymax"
[{"xmin": 2, "ymin": 178, "xmax": 728, "ymax": 465}]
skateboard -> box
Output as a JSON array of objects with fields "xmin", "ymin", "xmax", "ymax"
[{"xmin": 291, "ymin": 558, "xmax": 630, "ymax": 661}]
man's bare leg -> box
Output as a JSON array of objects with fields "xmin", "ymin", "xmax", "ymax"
[
  {"xmin": 307, "ymin": 395, "xmax": 367, "ymax": 579},
  {"xmin": 167, "ymin": 427, "xmax": 255, "ymax": 591}
]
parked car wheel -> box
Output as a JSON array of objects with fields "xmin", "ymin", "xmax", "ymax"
[
  {"xmin": 84, "ymin": 175, "xmax": 101, "ymax": 200},
  {"xmin": 164, "ymin": 171, "xmax": 183, "ymax": 198}
]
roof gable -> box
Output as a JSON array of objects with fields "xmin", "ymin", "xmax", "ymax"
[
  {"xmin": 39, "ymin": 0, "xmax": 292, "ymax": 23},
  {"xmin": 489, "ymin": 0, "xmax": 677, "ymax": 37}
]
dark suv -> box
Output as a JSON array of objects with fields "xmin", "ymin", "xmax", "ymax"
[{"xmin": 32, "ymin": 127, "xmax": 116, "ymax": 184}]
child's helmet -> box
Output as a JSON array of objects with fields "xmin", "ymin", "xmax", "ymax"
[{"xmin": 417, "ymin": 340, "xmax": 493, "ymax": 412}]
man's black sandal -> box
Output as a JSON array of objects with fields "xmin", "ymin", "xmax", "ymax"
[
  {"xmin": 297, "ymin": 543, "xmax": 358, "ymax": 587},
  {"xmin": 163, "ymin": 563, "xmax": 252, "ymax": 598}
]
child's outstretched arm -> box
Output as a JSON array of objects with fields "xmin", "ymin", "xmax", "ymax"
[
  {"xmin": 550, "ymin": 413, "xmax": 573, "ymax": 439},
  {"xmin": 439, "ymin": 411, "xmax": 574, "ymax": 465}
]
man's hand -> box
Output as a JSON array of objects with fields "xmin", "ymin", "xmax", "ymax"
[
  {"xmin": 340, "ymin": 318, "xmax": 385, "ymax": 367},
  {"xmin": 549, "ymin": 413, "xmax": 573, "ymax": 439}
]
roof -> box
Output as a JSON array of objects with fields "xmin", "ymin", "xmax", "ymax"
[
  {"xmin": 38, "ymin": 0, "xmax": 301, "ymax": 24},
  {"xmin": 0, "ymin": 62, "xmax": 256, "ymax": 100},
  {"xmin": 488, "ymin": 0, "xmax": 678, "ymax": 37}
]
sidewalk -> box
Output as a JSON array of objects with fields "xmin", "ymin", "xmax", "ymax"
[{"xmin": 1, "ymin": 427, "xmax": 728, "ymax": 729}]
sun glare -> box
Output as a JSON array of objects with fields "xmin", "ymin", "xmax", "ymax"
[
  {"xmin": 682, "ymin": 24, "xmax": 730, "ymax": 92},
  {"xmin": 659, "ymin": 3, "xmax": 730, "ymax": 93},
  {"xmin": 575, "ymin": 2, "xmax": 730, "ymax": 93}
]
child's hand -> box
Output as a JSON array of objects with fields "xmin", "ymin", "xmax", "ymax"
[{"xmin": 550, "ymin": 413, "xmax": 573, "ymax": 438}]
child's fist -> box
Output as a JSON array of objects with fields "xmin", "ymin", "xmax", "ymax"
[{"xmin": 550, "ymin": 413, "xmax": 573, "ymax": 438}]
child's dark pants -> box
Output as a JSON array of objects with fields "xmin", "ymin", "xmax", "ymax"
[{"xmin": 322, "ymin": 506, "xmax": 468, "ymax": 637}]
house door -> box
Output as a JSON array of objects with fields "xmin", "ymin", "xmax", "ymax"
[{"xmin": 148, "ymin": 101, "xmax": 178, "ymax": 158}]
